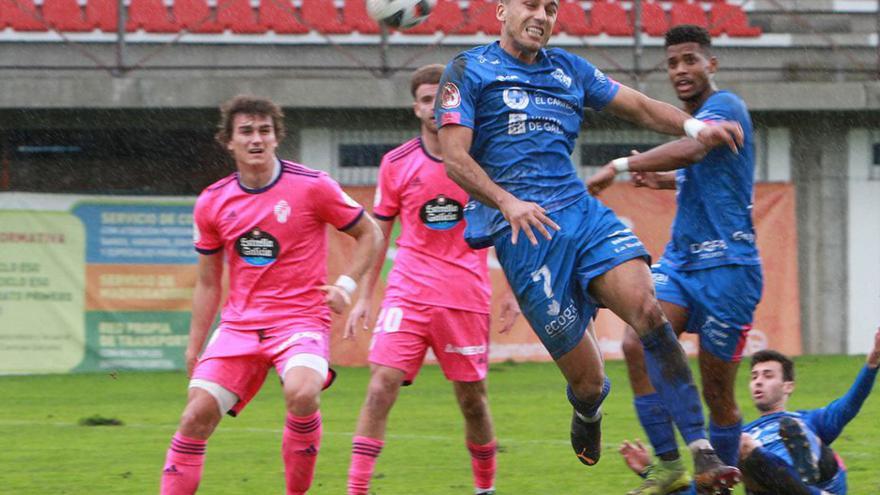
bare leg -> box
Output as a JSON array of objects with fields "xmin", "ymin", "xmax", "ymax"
[{"xmin": 454, "ymin": 380, "xmax": 496, "ymax": 493}]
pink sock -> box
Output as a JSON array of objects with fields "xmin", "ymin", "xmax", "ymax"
[
  {"xmin": 467, "ymin": 439, "xmax": 497, "ymax": 492},
  {"xmin": 160, "ymin": 432, "xmax": 207, "ymax": 495},
  {"xmin": 347, "ymin": 436, "xmax": 384, "ymax": 495},
  {"xmin": 282, "ymin": 411, "xmax": 322, "ymax": 495}
]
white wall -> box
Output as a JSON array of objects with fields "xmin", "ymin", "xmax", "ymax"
[{"xmin": 847, "ymin": 129, "xmax": 880, "ymax": 354}]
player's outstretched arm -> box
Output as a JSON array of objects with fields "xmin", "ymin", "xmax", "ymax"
[
  {"xmin": 604, "ymin": 85, "xmax": 743, "ymax": 153},
  {"xmin": 619, "ymin": 440, "xmax": 652, "ymax": 477},
  {"xmin": 321, "ymin": 213, "xmax": 383, "ymax": 315},
  {"xmin": 809, "ymin": 326, "xmax": 880, "ymax": 444},
  {"xmin": 186, "ymin": 252, "xmax": 224, "ymax": 377},
  {"xmin": 586, "ymin": 138, "xmax": 706, "ymax": 195},
  {"xmin": 439, "ymin": 125, "xmax": 560, "ymax": 246},
  {"xmin": 344, "ymin": 217, "xmax": 393, "ymax": 339}
]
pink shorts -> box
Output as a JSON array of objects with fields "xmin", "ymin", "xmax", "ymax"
[
  {"xmin": 192, "ymin": 318, "xmax": 330, "ymax": 416},
  {"xmin": 368, "ymin": 299, "xmax": 490, "ymax": 384}
]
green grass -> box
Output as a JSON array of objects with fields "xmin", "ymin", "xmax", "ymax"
[{"xmin": 2, "ymin": 356, "xmax": 879, "ymax": 494}]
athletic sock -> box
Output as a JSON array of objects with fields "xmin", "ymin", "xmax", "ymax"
[
  {"xmin": 634, "ymin": 392, "xmax": 679, "ymax": 459},
  {"xmin": 347, "ymin": 435, "xmax": 384, "ymax": 495},
  {"xmin": 566, "ymin": 376, "xmax": 611, "ymax": 422},
  {"xmin": 467, "ymin": 439, "xmax": 497, "ymax": 492},
  {"xmin": 282, "ymin": 411, "xmax": 322, "ymax": 495},
  {"xmin": 640, "ymin": 323, "xmax": 706, "ymax": 444},
  {"xmin": 709, "ymin": 419, "xmax": 742, "ymax": 467},
  {"xmin": 160, "ymin": 432, "xmax": 206, "ymax": 495}
]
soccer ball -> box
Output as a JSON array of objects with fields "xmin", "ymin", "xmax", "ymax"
[{"xmin": 366, "ymin": 0, "xmax": 436, "ymax": 30}]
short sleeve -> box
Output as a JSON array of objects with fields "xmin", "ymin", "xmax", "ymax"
[
  {"xmin": 578, "ymin": 57, "xmax": 620, "ymax": 111},
  {"xmin": 435, "ymin": 54, "xmax": 481, "ymax": 129},
  {"xmin": 193, "ymin": 194, "xmax": 223, "ymax": 254},
  {"xmin": 313, "ymin": 174, "xmax": 366, "ymax": 231},
  {"xmin": 372, "ymin": 154, "xmax": 400, "ymax": 221},
  {"xmin": 694, "ymin": 93, "xmax": 736, "ymax": 123}
]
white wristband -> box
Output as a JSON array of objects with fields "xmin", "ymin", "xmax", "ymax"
[
  {"xmin": 684, "ymin": 118, "xmax": 708, "ymax": 139},
  {"xmin": 334, "ymin": 275, "xmax": 357, "ymax": 295},
  {"xmin": 611, "ymin": 157, "xmax": 630, "ymax": 174}
]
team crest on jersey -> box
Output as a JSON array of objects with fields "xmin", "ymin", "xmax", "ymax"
[
  {"xmin": 503, "ymin": 87, "xmax": 529, "ymax": 110},
  {"xmin": 440, "ymin": 82, "xmax": 461, "ymax": 109},
  {"xmin": 552, "ymin": 68, "xmax": 572, "ymax": 88},
  {"xmin": 236, "ymin": 227, "xmax": 280, "ymax": 266},
  {"xmin": 274, "ymin": 200, "xmax": 291, "ymax": 223},
  {"xmin": 419, "ymin": 195, "xmax": 463, "ymax": 230}
]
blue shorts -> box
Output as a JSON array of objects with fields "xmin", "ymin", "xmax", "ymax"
[
  {"xmin": 652, "ymin": 262, "xmax": 762, "ymax": 362},
  {"xmin": 748, "ymin": 447, "xmax": 845, "ymax": 495},
  {"xmin": 494, "ymin": 195, "xmax": 650, "ymax": 360}
]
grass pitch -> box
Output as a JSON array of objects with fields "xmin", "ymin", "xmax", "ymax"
[{"xmin": 2, "ymin": 356, "xmax": 878, "ymax": 494}]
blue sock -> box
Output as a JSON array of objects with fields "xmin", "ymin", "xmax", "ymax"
[
  {"xmin": 640, "ymin": 323, "xmax": 706, "ymax": 444},
  {"xmin": 709, "ymin": 419, "xmax": 742, "ymax": 467},
  {"xmin": 566, "ymin": 376, "xmax": 611, "ymax": 419},
  {"xmin": 634, "ymin": 393, "xmax": 678, "ymax": 457}
]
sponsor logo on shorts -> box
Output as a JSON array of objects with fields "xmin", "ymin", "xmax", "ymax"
[
  {"xmin": 236, "ymin": 227, "xmax": 279, "ymax": 266},
  {"xmin": 275, "ymin": 331, "xmax": 323, "ymax": 353},
  {"xmin": 700, "ymin": 316, "xmax": 733, "ymax": 348},
  {"xmin": 652, "ymin": 272, "xmax": 669, "ymax": 285},
  {"xmin": 503, "ymin": 87, "xmax": 529, "ymax": 110},
  {"xmin": 690, "ymin": 239, "xmax": 728, "ymax": 260},
  {"xmin": 732, "ymin": 230, "xmax": 756, "ymax": 243},
  {"xmin": 544, "ymin": 302, "xmax": 578, "ymax": 338},
  {"xmin": 440, "ymin": 82, "xmax": 461, "ymax": 109},
  {"xmin": 444, "ymin": 344, "xmax": 486, "ymax": 356},
  {"xmin": 419, "ymin": 195, "xmax": 463, "ymax": 230}
]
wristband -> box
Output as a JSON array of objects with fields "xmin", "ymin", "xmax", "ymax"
[
  {"xmin": 611, "ymin": 157, "xmax": 630, "ymax": 174},
  {"xmin": 334, "ymin": 275, "xmax": 357, "ymax": 295},
  {"xmin": 684, "ymin": 118, "xmax": 708, "ymax": 139}
]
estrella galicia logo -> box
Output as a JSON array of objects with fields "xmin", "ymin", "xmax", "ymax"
[
  {"xmin": 419, "ymin": 195, "xmax": 463, "ymax": 230},
  {"xmin": 236, "ymin": 227, "xmax": 279, "ymax": 266}
]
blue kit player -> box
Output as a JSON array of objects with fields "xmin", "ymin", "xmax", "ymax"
[
  {"xmin": 619, "ymin": 326, "xmax": 880, "ymax": 494},
  {"xmin": 587, "ymin": 25, "xmax": 762, "ymax": 494},
  {"xmin": 435, "ymin": 0, "xmax": 746, "ymax": 492}
]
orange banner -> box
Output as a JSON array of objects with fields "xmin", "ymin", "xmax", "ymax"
[{"xmin": 328, "ymin": 183, "xmax": 801, "ymax": 366}]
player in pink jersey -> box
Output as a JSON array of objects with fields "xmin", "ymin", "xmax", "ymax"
[
  {"xmin": 159, "ymin": 96, "xmax": 382, "ymax": 495},
  {"xmin": 344, "ymin": 65, "xmax": 520, "ymax": 495}
]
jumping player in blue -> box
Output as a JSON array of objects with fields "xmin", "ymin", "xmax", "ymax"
[
  {"xmin": 587, "ymin": 25, "xmax": 761, "ymax": 494},
  {"xmin": 619, "ymin": 326, "xmax": 880, "ymax": 494},
  {"xmin": 435, "ymin": 0, "xmax": 746, "ymax": 491}
]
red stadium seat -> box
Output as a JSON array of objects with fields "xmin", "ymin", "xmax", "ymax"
[
  {"xmin": 174, "ymin": 0, "xmax": 224, "ymax": 32},
  {"xmin": 404, "ymin": 0, "xmax": 465, "ymax": 34},
  {"xmin": 557, "ymin": 1, "xmax": 599, "ymax": 36},
  {"xmin": 43, "ymin": 0, "xmax": 91, "ymax": 31},
  {"xmin": 637, "ymin": 0, "xmax": 667, "ymax": 36},
  {"xmin": 86, "ymin": 0, "xmax": 118, "ymax": 31},
  {"xmin": 342, "ymin": 0, "xmax": 379, "ymax": 34},
  {"xmin": 590, "ymin": 0, "xmax": 632, "ymax": 36},
  {"xmin": 462, "ymin": 0, "xmax": 498, "ymax": 35},
  {"xmin": 669, "ymin": 1, "xmax": 708, "ymax": 28},
  {"xmin": 126, "ymin": 0, "xmax": 178, "ymax": 32},
  {"xmin": 300, "ymin": 0, "xmax": 351, "ymax": 34},
  {"xmin": 0, "ymin": 0, "xmax": 46, "ymax": 31},
  {"xmin": 259, "ymin": 0, "xmax": 309, "ymax": 33},
  {"xmin": 217, "ymin": 0, "xmax": 266, "ymax": 33},
  {"xmin": 709, "ymin": 2, "xmax": 761, "ymax": 37}
]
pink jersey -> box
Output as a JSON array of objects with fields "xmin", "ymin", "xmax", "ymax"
[
  {"xmin": 193, "ymin": 160, "xmax": 364, "ymax": 330},
  {"xmin": 373, "ymin": 137, "xmax": 490, "ymax": 314}
]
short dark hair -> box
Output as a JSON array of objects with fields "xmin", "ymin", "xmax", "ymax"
[
  {"xmin": 751, "ymin": 350, "xmax": 795, "ymax": 382},
  {"xmin": 664, "ymin": 24, "xmax": 712, "ymax": 51},
  {"xmin": 410, "ymin": 64, "xmax": 445, "ymax": 98},
  {"xmin": 215, "ymin": 95, "xmax": 286, "ymax": 145}
]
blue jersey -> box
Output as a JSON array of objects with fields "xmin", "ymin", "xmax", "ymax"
[
  {"xmin": 661, "ymin": 90, "xmax": 760, "ymax": 271},
  {"xmin": 744, "ymin": 365, "xmax": 878, "ymax": 493},
  {"xmin": 435, "ymin": 41, "xmax": 619, "ymax": 248}
]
